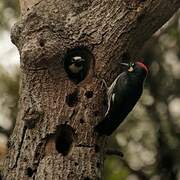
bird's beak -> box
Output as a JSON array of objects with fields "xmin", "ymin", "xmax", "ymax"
[
  {"xmin": 120, "ymin": 63, "xmax": 129, "ymax": 67},
  {"xmin": 76, "ymin": 58, "xmax": 85, "ymax": 63},
  {"xmin": 80, "ymin": 58, "xmax": 85, "ymax": 62}
]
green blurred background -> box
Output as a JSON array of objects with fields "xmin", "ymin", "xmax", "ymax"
[{"xmin": 0, "ymin": 1, "xmax": 179, "ymax": 179}]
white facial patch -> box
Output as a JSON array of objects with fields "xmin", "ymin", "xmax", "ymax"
[
  {"xmin": 73, "ymin": 56, "xmax": 82, "ymax": 61},
  {"xmin": 128, "ymin": 66, "xmax": 134, "ymax": 72}
]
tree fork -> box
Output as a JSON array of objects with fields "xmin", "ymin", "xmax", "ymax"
[{"xmin": 3, "ymin": 0, "xmax": 180, "ymax": 179}]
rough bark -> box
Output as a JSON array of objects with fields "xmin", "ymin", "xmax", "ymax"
[{"xmin": 3, "ymin": 0, "xmax": 180, "ymax": 179}]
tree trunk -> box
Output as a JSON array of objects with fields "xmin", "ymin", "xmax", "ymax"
[{"xmin": 3, "ymin": 0, "xmax": 180, "ymax": 179}]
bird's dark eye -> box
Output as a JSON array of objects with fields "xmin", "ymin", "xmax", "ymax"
[{"xmin": 129, "ymin": 62, "xmax": 135, "ymax": 67}]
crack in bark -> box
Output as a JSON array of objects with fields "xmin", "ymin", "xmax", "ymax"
[
  {"xmin": 32, "ymin": 138, "xmax": 48, "ymax": 178},
  {"xmin": 69, "ymin": 109, "xmax": 76, "ymax": 120},
  {"xmin": 12, "ymin": 125, "xmax": 27, "ymax": 169}
]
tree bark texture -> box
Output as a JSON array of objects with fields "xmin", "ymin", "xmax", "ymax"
[{"xmin": 3, "ymin": 0, "xmax": 180, "ymax": 179}]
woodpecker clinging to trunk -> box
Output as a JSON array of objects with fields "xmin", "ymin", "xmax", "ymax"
[{"xmin": 95, "ymin": 61, "xmax": 148, "ymax": 136}]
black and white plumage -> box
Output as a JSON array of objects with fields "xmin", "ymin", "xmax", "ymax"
[
  {"xmin": 65, "ymin": 55, "xmax": 86, "ymax": 83},
  {"xmin": 95, "ymin": 61, "xmax": 148, "ymax": 136},
  {"xmin": 68, "ymin": 56, "xmax": 85, "ymax": 74}
]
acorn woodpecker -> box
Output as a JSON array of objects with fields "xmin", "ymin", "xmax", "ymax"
[
  {"xmin": 68, "ymin": 56, "xmax": 85, "ymax": 74},
  {"xmin": 65, "ymin": 56, "xmax": 86, "ymax": 83},
  {"xmin": 95, "ymin": 61, "xmax": 148, "ymax": 136}
]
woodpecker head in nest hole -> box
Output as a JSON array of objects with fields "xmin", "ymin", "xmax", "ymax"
[{"xmin": 68, "ymin": 56, "xmax": 85, "ymax": 74}]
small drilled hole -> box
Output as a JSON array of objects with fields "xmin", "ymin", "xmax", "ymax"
[
  {"xmin": 26, "ymin": 167, "xmax": 34, "ymax": 177},
  {"xmin": 75, "ymin": 162, "xmax": 78, "ymax": 166},
  {"xmin": 80, "ymin": 119, "xmax": 84, "ymax": 124},
  {"xmin": 66, "ymin": 90, "xmax": 79, "ymax": 107},
  {"xmin": 94, "ymin": 111, "xmax": 99, "ymax": 117},
  {"xmin": 39, "ymin": 39, "xmax": 45, "ymax": 47},
  {"xmin": 55, "ymin": 124, "xmax": 76, "ymax": 156},
  {"xmin": 85, "ymin": 91, "xmax": 93, "ymax": 98}
]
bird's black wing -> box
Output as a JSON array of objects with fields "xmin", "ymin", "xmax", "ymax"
[
  {"xmin": 95, "ymin": 72, "xmax": 129, "ymax": 136},
  {"xmin": 105, "ymin": 72, "xmax": 128, "ymax": 116}
]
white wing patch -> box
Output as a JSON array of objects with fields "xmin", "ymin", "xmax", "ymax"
[
  {"xmin": 112, "ymin": 93, "xmax": 115, "ymax": 103},
  {"xmin": 105, "ymin": 75, "xmax": 121, "ymax": 116},
  {"xmin": 107, "ymin": 74, "xmax": 121, "ymax": 98},
  {"xmin": 73, "ymin": 56, "xmax": 82, "ymax": 61}
]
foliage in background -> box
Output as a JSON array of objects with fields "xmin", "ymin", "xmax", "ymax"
[
  {"xmin": 0, "ymin": 0, "xmax": 19, "ymax": 30},
  {"xmin": 105, "ymin": 11, "xmax": 180, "ymax": 180},
  {"xmin": 0, "ymin": 0, "xmax": 19, "ymax": 137},
  {"xmin": 0, "ymin": 65, "xmax": 19, "ymax": 135}
]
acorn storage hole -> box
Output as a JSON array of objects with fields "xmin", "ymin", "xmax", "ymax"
[
  {"xmin": 39, "ymin": 38, "xmax": 45, "ymax": 47},
  {"xmin": 66, "ymin": 90, "xmax": 79, "ymax": 107},
  {"xmin": 64, "ymin": 47, "xmax": 93, "ymax": 84},
  {"xmin": 94, "ymin": 111, "xmax": 99, "ymax": 117},
  {"xmin": 26, "ymin": 167, "xmax": 34, "ymax": 177},
  {"xmin": 85, "ymin": 91, "xmax": 93, "ymax": 98},
  {"xmin": 80, "ymin": 118, "xmax": 85, "ymax": 124},
  {"xmin": 55, "ymin": 124, "xmax": 76, "ymax": 156}
]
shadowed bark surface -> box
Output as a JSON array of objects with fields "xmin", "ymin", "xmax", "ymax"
[{"xmin": 3, "ymin": 0, "xmax": 180, "ymax": 179}]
